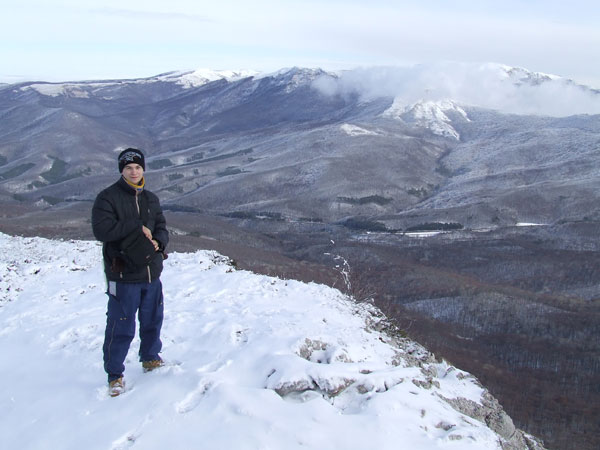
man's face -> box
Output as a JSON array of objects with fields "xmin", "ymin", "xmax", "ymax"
[{"xmin": 122, "ymin": 163, "xmax": 144, "ymax": 185}]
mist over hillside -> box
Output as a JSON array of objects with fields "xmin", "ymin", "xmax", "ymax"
[
  {"xmin": 1, "ymin": 62, "xmax": 599, "ymax": 450},
  {"xmin": 314, "ymin": 63, "xmax": 600, "ymax": 117}
]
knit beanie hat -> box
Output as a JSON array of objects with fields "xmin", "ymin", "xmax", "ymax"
[{"xmin": 118, "ymin": 148, "xmax": 145, "ymax": 172}]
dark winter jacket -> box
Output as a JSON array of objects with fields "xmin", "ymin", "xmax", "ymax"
[{"xmin": 91, "ymin": 177, "xmax": 169, "ymax": 283}]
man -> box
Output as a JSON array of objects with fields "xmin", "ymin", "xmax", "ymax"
[{"xmin": 92, "ymin": 148, "xmax": 169, "ymax": 397}]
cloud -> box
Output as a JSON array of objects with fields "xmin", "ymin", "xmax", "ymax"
[{"xmin": 313, "ymin": 62, "xmax": 600, "ymax": 117}]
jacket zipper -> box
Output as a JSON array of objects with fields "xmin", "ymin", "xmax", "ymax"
[
  {"xmin": 135, "ymin": 192, "xmax": 140, "ymax": 215},
  {"xmin": 137, "ymin": 191, "xmax": 151, "ymax": 283}
]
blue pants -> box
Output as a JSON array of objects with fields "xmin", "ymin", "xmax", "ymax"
[{"xmin": 103, "ymin": 279, "xmax": 164, "ymax": 382}]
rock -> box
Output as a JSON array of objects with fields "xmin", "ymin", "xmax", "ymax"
[{"xmin": 437, "ymin": 392, "xmax": 546, "ymax": 449}]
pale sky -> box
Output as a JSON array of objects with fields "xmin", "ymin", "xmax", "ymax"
[{"xmin": 2, "ymin": 0, "xmax": 600, "ymax": 87}]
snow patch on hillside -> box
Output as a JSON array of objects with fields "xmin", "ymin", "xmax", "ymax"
[
  {"xmin": 259, "ymin": 67, "xmax": 327, "ymax": 93},
  {"xmin": 383, "ymin": 99, "xmax": 470, "ymax": 140},
  {"xmin": 0, "ymin": 233, "xmax": 543, "ymax": 450},
  {"xmin": 341, "ymin": 123, "xmax": 381, "ymax": 137}
]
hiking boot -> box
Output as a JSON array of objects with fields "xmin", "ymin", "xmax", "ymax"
[
  {"xmin": 142, "ymin": 359, "xmax": 164, "ymax": 372},
  {"xmin": 108, "ymin": 377, "xmax": 125, "ymax": 397}
]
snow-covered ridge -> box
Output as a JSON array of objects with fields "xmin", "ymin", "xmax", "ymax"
[
  {"xmin": 14, "ymin": 62, "xmax": 600, "ymax": 117},
  {"xmin": 18, "ymin": 67, "xmax": 313, "ymax": 97},
  {"xmin": 17, "ymin": 67, "xmax": 329, "ymax": 99},
  {"xmin": 0, "ymin": 233, "xmax": 544, "ymax": 449},
  {"xmin": 257, "ymin": 67, "xmax": 329, "ymax": 93},
  {"xmin": 19, "ymin": 82, "xmax": 112, "ymax": 98},
  {"xmin": 18, "ymin": 69, "xmax": 259, "ymax": 97},
  {"xmin": 383, "ymin": 99, "xmax": 470, "ymax": 140},
  {"xmin": 18, "ymin": 66, "xmax": 325, "ymax": 95},
  {"xmin": 499, "ymin": 64, "xmax": 561, "ymax": 85},
  {"xmin": 165, "ymin": 68, "xmax": 259, "ymax": 88}
]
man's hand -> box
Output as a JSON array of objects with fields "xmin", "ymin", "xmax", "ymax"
[
  {"xmin": 142, "ymin": 225, "xmax": 153, "ymax": 241},
  {"xmin": 143, "ymin": 226, "xmax": 159, "ymax": 251}
]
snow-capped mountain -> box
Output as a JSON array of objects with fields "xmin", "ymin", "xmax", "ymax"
[
  {"xmin": 383, "ymin": 99, "xmax": 471, "ymax": 140},
  {"xmin": 0, "ymin": 232, "xmax": 544, "ymax": 449},
  {"xmin": 315, "ymin": 62, "xmax": 600, "ymax": 116},
  {"xmin": 499, "ymin": 65, "xmax": 561, "ymax": 85},
  {"xmin": 159, "ymin": 68, "xmax": 259, "ymax": 88},
  {"xmin": 12, "ymin": 66, "xmax": 321, "ymax": 100},
  {"xmin": 2, "ymin": 64, "xmax": 599, "ymax": 229},
  {"xmin": 18, "ymin": 69, "xmax": 259, "ymax": 98},
  {"xmin": 261, "ymin": 67, "xmax": 328, "ymax": 92}
]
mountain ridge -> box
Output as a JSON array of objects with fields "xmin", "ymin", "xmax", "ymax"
[{"xmin": 2, "ymin": 64, "xmax": 598, "ymax": 231}]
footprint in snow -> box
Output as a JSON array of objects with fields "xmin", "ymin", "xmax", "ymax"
[
  {"xmin": 175, "ymin": 379, "xmax": 213, "ymax": 414},
  {"xmin": 110, "ymin": 414, "xmax": 152, "ymax": 449}
]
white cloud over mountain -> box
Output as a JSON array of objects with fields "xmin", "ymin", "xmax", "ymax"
[{"xmin": 314, "ymin": 62, "xmax": 600, "ymax": 117}]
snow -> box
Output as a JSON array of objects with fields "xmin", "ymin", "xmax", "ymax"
[
  {"xmin": 257, "ymin": 67, "xmax": 326, "ymax": 93},
  {"xmin": 174, "ymin": 69, "xmax": 258, "ymax": 88},
  {"xmin": 23, "ymin": 83, "xmax": 94, "ymax": 98},
  {"xmin": 383, "ymin": 99, "xmax": 469, "ymax": 140},
  {"xmin": 515, "ymin": 222, "xmax": 546, "ymax": 227},
  {"xmin": 0, "ymin": 232, "xmax": 516, "ymax": 449},
  {"xmin": 340, "ymin": 123, "xmax": 381, "ymax": 137},
  {"xmin": 19, "ymin": 70, "xmax": 258, "ymax": 97},
  {"xmin": 404, "ymin": 231, "xmax": 446, "ymax": 238}
]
